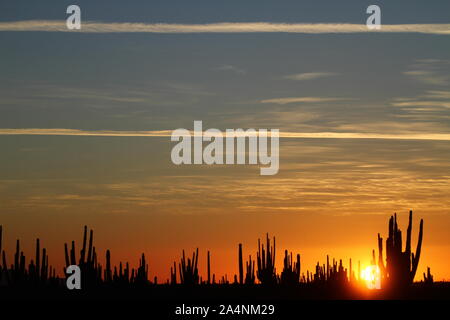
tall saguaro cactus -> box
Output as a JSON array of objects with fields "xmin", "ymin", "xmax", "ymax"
[
  {"xmin": 280, "ymin": 250, "xmax": 301, "ymax": 285},
  {"xmin": 207, "ymin": 250, "xmax": 211, "ymax": 285},
  {"xmin": 245, "ymin": 254, "xmax": 255, "ymax": 285},
  {"xmin": 377, "ymin": 210, "xmax": 423, "ymax": 288},
  {"xmin": 256, "ymin": 233, "xmax": 277, "ymax": 285},
  {"xmin": 238, "ymin": 244, "xmax": 244, "ymax": 284},
  {"xmin": 178, "ymin": 248, "xmax": 199, "ymax": 285}
]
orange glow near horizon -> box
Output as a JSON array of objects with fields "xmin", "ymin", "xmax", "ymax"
[
  {"xmin": 1, "ymin": 209, "xmax": 449, "ymax": 282},
  {"xmin": 1, "ymin": 137, "xmax": 449, "ymax": 282}
]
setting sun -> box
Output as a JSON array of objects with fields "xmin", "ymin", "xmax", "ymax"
[{"xmin": 361, "ymin": 265, "xmax": 381, "ymax": 289}]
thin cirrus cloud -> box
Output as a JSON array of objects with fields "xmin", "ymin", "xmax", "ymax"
[
  {"xmin": 260, "ymin": 97, "xmax": 353, "ymax": 104},
  {"xmin": 0, "ymin": 128, "xmax": 449, "ymax": 141},
  {"xmin": 403, "ymin": 59, "xmax": 450, "ymax": 86},
  {"xmin": 392, "ymin": 100, "xmax": 450, "ymax": 109},
  {"xmin": 283, "ymin": 72, "xmax": 338, "ymax": 81},
  {"xmin": 424, "ymin": 90, "xmax": 450, "ymax": 99},
  {"xmin": 403, "ymin": 71, "xmax": 449, "ymax": 86},
  {"xmin": 0, "ymin": 21, "xmax": 449, "ymax": 34},
  {"xmin": 212, "ymin": 65, "xmax": 246, "ymax": 74},
  {"xmin": 391, "ymin": 90, "xmax": 450, "ymax": 109}
]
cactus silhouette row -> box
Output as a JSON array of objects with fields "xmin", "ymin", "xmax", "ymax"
[{"xmin": 0, "ymin": 211, "xmax": 434, "ymax": 289}]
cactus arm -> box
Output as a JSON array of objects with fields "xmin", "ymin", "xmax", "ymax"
[
  {"xmin": 272, "ymin": 236, "xmax": 276, "ymax": 269},
  {"xmin": 238, "ymin": 244, "xmax": 243, "ymax": 284},
  {"xmin": 35, "ymin": 238, "xmax": 40, "ymax": 277},
  {"xmin": 405, "ymin": 210, "xmax": 412, "ymax": 256},
  {"xmin": 64, "ymin": 243, "xmax": 69, "ymax": 268},
  {"xmin": 207, "ymin": 251, "xmax": 211, "ymax": 284},
  {"xmin": 194, "ymin": 248, "xmax": 198, "ymax": 271},
  {"xmin": 410, "ymin": 219, "xmax": 423, "ymax": 282},
  {"xmin": 87, "ymin": 229, "xmax": 93, "ymax": 265},
  {"xmin": 80, "ymin": 225, "xmax": 87, "ymax": 264},
  {"xmin": 377, "ymin": 233, "xmax": 385, "ymax": 273},
  {"xmin": 70, "ymin": 241, "xmax": 76, "ymax": 265}
]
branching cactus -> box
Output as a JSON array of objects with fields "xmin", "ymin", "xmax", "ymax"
[
  {"xmin": 64, "ymin": 226, "xmax": 102, "ymax": 287},
  {"xmin": 377, "ymin": 210, "xmax": 423, "ymax": 288},
  {"xmin": 135, "ymin": 253, "xmax": 149, "ymax": 285},
  {"xmin": 170, "ymin": 261, "xmax": 177, "ymax": 284},
  {"xmin": 0, "ymin": 226, "xmax": 11, "ymax": 285},
  {"xmin": 423, "ymin": 267, "xmax": 433, "ymax": 284},
  {"xmin": 245, "ymin": 254, "xmax": 255, "ymax": 285},
  {"xmin": 104, "ymin": 249, "xmax": 112, "ymax": 282},
  {"xmin": 256, "ymin": 233, "xmax": 277, "ymax": 285},
  {"xmin": 280, "ymin": 250, "xmax": 301, "ymax": 285},
  {"xmin": 178, "ymin": 248, "xmax": 199, "ymax": 285},
  {"xmin": 239, "ymin": 244, "xmax": 256, "ymax": 285}
]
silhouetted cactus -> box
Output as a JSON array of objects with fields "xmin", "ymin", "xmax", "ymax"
[
  {"xmin": 245, "ymin": 254, "xmax": 255, "ymax": 285},
  {"xmin": 105, "ymin": 249, "xmax": 112, "ymax": 282},
  {"xmin": 376, "ymin": 210, "xmax": 423, "ymax": 288},
  {"xmin": 135, "ymin": 253, "xmax": 149, "ymax": 285},
  {"xmin": 0, "ymin": 227, "xmax": 53, "ymax": 287},
  {"xmin": 256, "ymin": 234, "xmax": 277, "ymax": 285},
  {"xmin": 170, "ymin": 261, "xmax": 177, "ymax": 284},
  {"xmin": 349, "ymin": 258, "xmax": 356, "ymax": 282},
  {"xmin": 64, "ymin": 226, "xmax": 101, "ymax": 288},
  {"xmin": 0, "ymin": 212, "xmax": 435, "ymax": 294},
  {"xmin": 238, "ymin": 244, "xmax": 244, "ymax": 285},
  {"xmin": 423, "ymin": 267, "xmax": 433, "ymax": 284},
  {"xmin": 310, "ymin": 256, "xmax": 349, "ymax": 286},
  {"xmin": 178, "ymin": 249, "xmax": 199, "ymax": 285},
  {"xmin": 0, "ymin": 225, "xmax": 5, "ymax": 284},
  {"xmin": 207, "ymin": 250, "xmax": 211, "ymax": 285},
  {"xmin": 238, "ymin": 243, "xmax": 255, "ymax": 285},
  {"xmin": 280, "ymin": 250, "xmax": 300, "ymax": 285}
]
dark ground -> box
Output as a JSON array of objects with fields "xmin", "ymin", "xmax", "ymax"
[{"xmin": 1, "ymin": 282, "xmax": 449, "ymax": 319}]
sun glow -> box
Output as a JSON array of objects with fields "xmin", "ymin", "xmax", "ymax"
[{"xmin": 361, "ymin": 265, "xmax": 381, "ymax": 289}]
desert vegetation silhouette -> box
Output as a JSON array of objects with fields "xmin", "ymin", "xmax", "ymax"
[{"xmin": 0, "ymin": 210, "xmax": 448, "ymax": 299}]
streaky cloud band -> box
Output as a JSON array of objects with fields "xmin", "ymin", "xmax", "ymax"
[
  {"xmin": 1, "ymin": 128, "xmax": 449, "ymax": 141},
  {"xmin": 0, "ymin": 21, "xmax": 449, "ymax": 35}
]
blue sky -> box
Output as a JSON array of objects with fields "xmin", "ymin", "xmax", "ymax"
[
  {"xmin": 0, "ymin": 1, "xmax": 449, "ymax": 132},
  {"xmin": 2, "ymin": 0, "xmax": 450, "ymax": 23}
]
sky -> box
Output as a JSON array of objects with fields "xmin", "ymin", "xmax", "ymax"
[{"xmin": 0, "ymin": 0, "xmax": 449, "ymax": 281}]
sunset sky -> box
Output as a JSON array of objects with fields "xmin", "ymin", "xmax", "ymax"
[{"xmin": 0, "ymin": 0, "xmax": 449, "ymax": 281}]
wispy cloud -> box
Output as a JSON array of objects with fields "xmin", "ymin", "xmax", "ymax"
[
  {"xmin": 283, "ymin": 72, "xmax": 337, "ymax": 81},
  {"xmin": 212, "ymin": 65, "xmax": 246, "ymax": 74},
  {"xmin": 0, "ymin": 21, "xmax": 449, "ymax": 34},
  {"xmin": 424, "ymin": 90, "xmax": 450, "ymax": 100},
  {"xmin": 330, "ymin": 121, "xmax": 449, "ymax": 135},
  {"xmin": 403, "ymin": 59, "xmax": 450, "ymax": 86},
  {"xmin": 1, "ymin": 128, "xmax": 449, "ymax": 140},
  {"xmin": 0, "ymin": 128, "xmax": 174, "ymax": 137},
  {"xmin": 260, "ymin": 97, "xmax": 352, "ymax": 104},
  {"xmin": 391, "ymin": 90, "xmax": 450, "ymax": 110},
  {"xmin": 392, "ymin": 100, "xmax": 450, "ymax": 109}
]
